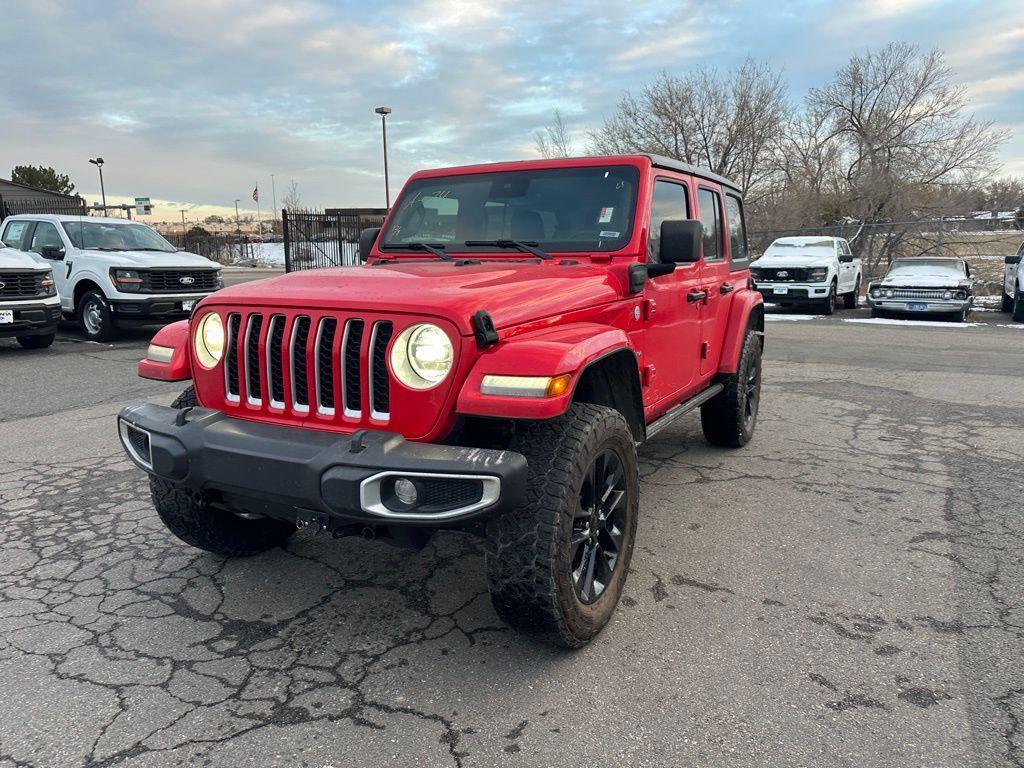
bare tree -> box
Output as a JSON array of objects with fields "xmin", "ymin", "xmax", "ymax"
[
  {"xmin": 535, "ymin": 110, "xmax": 574, "ymax": 158},
  {"xmin": 281, "ymin": 180, "xmax": 302, "ymax": 212},
  {"xmin": 589, "ymin": 60, "xmax": 790, "ymax": 206}
]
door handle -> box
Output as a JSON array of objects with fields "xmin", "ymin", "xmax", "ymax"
[
  {"xmin": 687, "ymin": 290, "xmax": 707, "ymax": 303},
  {"xmin": 720, "ymin": 283, "xmax": 735, "ymax": 294}
]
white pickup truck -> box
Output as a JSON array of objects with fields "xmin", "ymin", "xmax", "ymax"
[
  {"xmin": 1003, "ymin": 242, "xmax": 1023, "ymax": 322},
  {"xmin": 0, "ymin": 242, "xmax": 60, "ymax": 349},
  {"xmin": 0, "ymin": 214, "xmax": 223, "ymax": 341},
  {"xmin": 748, "ymin": 236, "xmax": 862, "ymax": 315}
]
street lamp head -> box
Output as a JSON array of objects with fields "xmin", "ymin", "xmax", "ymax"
[
  {"xmin": 374, "ymin": 106, "xmax": 392, "ymax": 116},
  {"xmin": 89, "ymin": 157, "xmax": 104, "ymax": 167}
]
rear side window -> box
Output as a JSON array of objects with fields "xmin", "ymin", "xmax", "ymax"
[
  {"xmin": 30, "ymin": 222, "xmax": 64, "ymax": 254},
  {"xmin": 724, "ymin": 194, "xmax": 748, "ymax": 266},
  {"xmin": 2, "ymin": 220, "xmax": 30, "ymax": 249},
  {"xmin": 648, "ymin": 180, "xmax": 689, "ymax": 263},
  {"xmin": 698, "ymin": 188, "xmax": 723, "ymax": 262}
]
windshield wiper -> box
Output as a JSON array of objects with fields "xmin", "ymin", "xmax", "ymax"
[
  {"xmin": 464, "ymin": 239, "xmax": 551, "ymax": 260},
  {"xmin": 378, "ymin": 242, "xmax": 452, "ymax": 261}
]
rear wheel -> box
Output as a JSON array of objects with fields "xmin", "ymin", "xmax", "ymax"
[
  {"xmin": 843, "ymin": 278, "xmax": 860, "ymax": 309},
  {"xmin": 149, "ymin": 386, "xmax": 295, "ymax": 556},
  {"xmin": 486, "ymin": 403, "xmax": 639, "ymax": 648},
  {"xmin": 17, "ymin": 333, "xmax": 55, "ymax": 349},
  {"xmin": 78, "ymin": 290, "xmax": 117, "ymax": 342},
  {"xmin": 701, "ymin": 328, "xmax": 762, "ymax": 448}
]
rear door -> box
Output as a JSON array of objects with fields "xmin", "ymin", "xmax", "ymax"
[
  {"xmin": 837, "ymin": 240, "xmax": 856, "ymax": 292},
  {"xmin": 696, "ymin": 186, "xmax": 729, "ymax": 376},
  {"xmin": 641, "ymin": 175, "xmax": 702, "ymax": 407}
]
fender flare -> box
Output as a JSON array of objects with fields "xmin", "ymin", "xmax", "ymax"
[
  {"xmin": 718, "ymin": 288, "xmax": 764, "ymax": 375},
  {"xmin": 456, "ymin": 322, "xmax": 636, "ymax": 420},
  {"xmin": 138, "ymin": 320, "xmax": 193, "ymax": 381}
]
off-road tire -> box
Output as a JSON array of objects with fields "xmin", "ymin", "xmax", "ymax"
[
  {"xmin": 1002, "ymin": 291, "xmax": 1014, "ymax": 313},
  {"xmin": 1014, "ymin": 291, "xmax": 1024, "ymax": 323},
  {"xmin": 843, "ymin": 278, "xmax": 860, "ymax": 309},
  {"xmin": 78, "ymin": 290, "xmax": 117, "ymax": 342},
  {"xmin": 149, "ymin": 386, "xmax": 295, "ymax": 556},
  {"xmin": 17, "ymin": 333, "xmax": 55, "ymax": 349},
  {"xmin": 485, "ymin": 403, "xmax": 639, "ymax": 648},
  {"xmin": 820, "ymin": 282, "xmax": 837, "ymax": 315},
  {"xmin": 701, "ymin": 328, "xmax": 763, "ymax": 448}
]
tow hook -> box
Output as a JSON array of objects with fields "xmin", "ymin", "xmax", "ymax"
[{"xmin": 295, "ymin": 508, "xmax": 331, "ymax": 534}]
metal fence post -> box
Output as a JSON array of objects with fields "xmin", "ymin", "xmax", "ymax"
[{"xmin": 283, "ymin": 210, "xmax": 291, "ymax": 273}]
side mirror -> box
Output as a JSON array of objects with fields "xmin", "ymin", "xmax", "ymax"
[
  {"xmin": 359, "ymin": 227, "xmax": 381, "ymax": 262},
  {"xmin": 1006, "ymin": 254, "xmax": 1022, "ymax": 265},
  {"xmin": 40, "ymin": 245, "xmax": 65, "ymax": 260},
  {"xmin": 839, "ymin": 253, "xmax": 854, "ymax": 263},
  {"xmin": 659, "ymin": 220, "xmax": 703, "ymax": 263}
]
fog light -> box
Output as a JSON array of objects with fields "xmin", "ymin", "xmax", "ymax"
[{"xmin": 394, "ymin": 478, "xmax": 418, "ymax": 506}]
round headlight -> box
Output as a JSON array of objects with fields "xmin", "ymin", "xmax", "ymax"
[
  {"xmin": 883, "ymin": 289, "xmax": 894, "ymax": 298},
  {"xmin": 390, "ymin": 323, "xmax": 453, "ymax": 390},
  {"xmin": 194, "ymin": 312, "xmax": 224, "ymax": 368},
  {"xmin": 942, "ymin": 290, "xmax": 952, "ymax": 300}
]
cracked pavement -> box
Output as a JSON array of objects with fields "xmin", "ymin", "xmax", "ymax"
[{"xmin": 1, "ymin": 313, "xmax": 1022, "ymax": 767}]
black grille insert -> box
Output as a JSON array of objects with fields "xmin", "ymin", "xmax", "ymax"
[
  {"xmin": 343, "ymin": 319, "xmax": 365, "ymax": 414},
  {"xmin": 139, "ymin": 270, "xmax": 219, "ymax": 293},
  {"xmin": 316, "ymin": 318, "xmax": 338, "ymax": 412},
  {"xmin": 291, "ymin": 316, "xmax": 311, "ymax": 408},
  {"xmin": 371, "ymin": 321, "xmax": 393, "ymax": 416},
  {"xmin": 268, "ymin": 315, "xmax": 285, "ymax": 405},
  {"xmin": 0, "ymin": 271, "xmax": 46, "ymax": 300},
  {"xmin": 245, "ymin": 314, "xmax": 263, "ymax": 401},
  {"xmin": 225, "ymin": 314, "xmax": 240, "ymax": 399}
]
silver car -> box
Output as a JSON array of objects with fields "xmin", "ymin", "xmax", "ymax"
[{"xmin": 867, "ymin": 257, "xmax": 974, "ymax": 322}]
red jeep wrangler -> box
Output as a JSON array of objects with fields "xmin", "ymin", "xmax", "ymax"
[{"xmin": 118, "ymin": 155, "xmax": 763, "ymax": 647}]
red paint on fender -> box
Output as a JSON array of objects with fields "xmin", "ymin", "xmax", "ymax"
[
  {"xmin": 717, "ymin": 289, "xmax": 764, "ymax": 374},
  {"xmin": 138, "ymin": 320, "xmax": 192, "ymax": 382}
]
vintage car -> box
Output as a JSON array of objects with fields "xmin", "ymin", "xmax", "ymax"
[{"xmin": 867, "ymin": 257, "xmax": 974, "ymax": 321}]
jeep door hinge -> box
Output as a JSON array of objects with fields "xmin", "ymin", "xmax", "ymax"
[
  {"xmin": 700, "ymin": 341, "xmax": 710, "ymax": 359},
  {"xmin": 641, "ymin": 364, "xmax": 656, "ymax": 387}
]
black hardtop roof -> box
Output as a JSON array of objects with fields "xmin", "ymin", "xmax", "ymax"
[{"xmin": 643, "ymin": 154, "xmax": 743, "ymax": 195}]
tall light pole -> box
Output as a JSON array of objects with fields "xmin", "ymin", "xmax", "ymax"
[
  {"xmin": 180, "ymin": 209, "xmax": 187, "ymax": 239},
  {"xmin": 234, "ymin": 199, "xmax": 240, "ymax": 234},
  {"xmin": 374, "ymin": 106, "xmax": 392, "ymax": 208},
  {"xmin": 88, "ymin": 157, "xmax": 106, "ymax": 214}
]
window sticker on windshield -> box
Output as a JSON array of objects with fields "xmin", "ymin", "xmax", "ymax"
[
  {"xmin": 599, "ymin": 230, "xmax": 620, "ymax": 238},
  {"xmin": 598, "ymin": 207, "xmax": 614, "ymax": 223}
]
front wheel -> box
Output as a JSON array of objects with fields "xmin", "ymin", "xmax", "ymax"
[
  {"xmin": 1002, "ymin": 292, "xmax": 1014, "ymax": 313},
  {"xmin": 820, "ymin": 283, "xmax": 837, "ymax": 315},
  {"xmin": 843, "ymin": 278, "xmax": 861, "ymax": 309},
  {"xmin": 486, "ymin": 403, "xmax": 639, "ymax": 648},
  {"xmin": 701, "ymin": 328, "xmax": 763, "ymax": 448},
  {"xmin": 1014, "ymin": 291, "xmax": 1024, "ymax": 323},
  {"xmin": 17, "ymin": 333, "xmax": 55, "ymax": 349},
  {"xmin": 78, "ymin": 290, "xmax": 117, "ymax": 342}
]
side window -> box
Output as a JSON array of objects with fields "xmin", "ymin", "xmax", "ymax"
[
  {"xmin": 30, "ymin": 222, "xmax": 64, "ymax": 255},
  {"xmin": 724, "ymin": 193, "xmax": 748, "ymax": 266},
  {"xmin": 648, "ymin": 180, "xmax": 689, "ymax": 262},
  {"xmin": 2, "ymin": 220, "xmax": 30, "ymax": 249},
  {"xmin": 697, "ymin": 188, "xmax": 723, "ymax": 262},
  {"xmin": 843, "ymin": 241, "xmax": 853, "ymax": 256}
]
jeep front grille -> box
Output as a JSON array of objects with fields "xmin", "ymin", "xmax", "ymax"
[{"xmin": 224, "ymin": 313, "xmax": 393, "ymax": 422}]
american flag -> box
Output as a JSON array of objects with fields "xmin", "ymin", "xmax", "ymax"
[{"xmin": 252, "ymin": 185, "xmax": 259, "ymax": 203}]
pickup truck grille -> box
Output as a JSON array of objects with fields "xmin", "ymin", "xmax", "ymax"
[
  {"xmin": 887, "ymin": 288, "xmax": 955, "ymax": 300},
  {"xmin": 139, "ymin": 270, "xmax": 219, "ymax": 293},
  {"xmin": 223, "ymin": 312, "xmax": 393, "ymax": 421},
  {"xmin": 0, "ymin": 271, "xmax": 46, "ymax": 300},
  {"xmin": 752, "ymin": 267, "xmax": 813, "ymax": 282}
]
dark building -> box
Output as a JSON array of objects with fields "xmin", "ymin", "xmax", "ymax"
[{"xmin": 0, "ymin": 178, "xmax": 85, "ymax": 218}]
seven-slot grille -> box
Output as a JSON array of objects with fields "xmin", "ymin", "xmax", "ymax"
[
  {"xmin": 139, "ymin": 270, "xmax": 219, "ymax": 293},
  {"xmin": 0, "ymin": 271, "xmax": 46, "ymax": 299},
  {"xmin": 223, "ymin": 313, "xmax": 394, "ymax": 421},
  {"xmin": 887, "ymin": 288, "xmax": 958, "ymax": 300}
]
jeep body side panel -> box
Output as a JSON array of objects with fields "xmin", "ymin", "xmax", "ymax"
[
  {"xmin": 717, "ymin": 288, "xmax": 764, "ymax": 375},
  {"xmin": 138, "ymin": 320, "xmax": 192, "ymax": 381},
  {"xmin": 456, "ymin": 323, "xmax": 634, "ymax": 420}
]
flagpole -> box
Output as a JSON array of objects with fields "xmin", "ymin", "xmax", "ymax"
[{"xmin": 255, "ymin": 185, "xmax": 263, "ymax": 240}]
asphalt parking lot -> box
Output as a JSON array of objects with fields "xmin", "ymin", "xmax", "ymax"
[{"xmin": 1, "ymin": 301, "xmax": 1022, "ymax": 767}]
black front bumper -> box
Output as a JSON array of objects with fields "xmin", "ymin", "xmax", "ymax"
[
  {"xmin": 110, "ymin": 295, "xmax": 212, "ymax": 322},
  {"xmin": 117, "ymin": 402, "xmax": 527, "ymax": 527},
  {"xmin": 0, "ymin": 302, "xmax": 61, "ymax": 337}
]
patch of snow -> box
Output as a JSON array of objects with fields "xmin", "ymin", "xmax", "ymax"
[
  {"xmin": 996, "ymin": 323, "xmax": 1024, "ymax": 329},
  {"xmin": 765, "ymin": 314, "xmax": 822, "ymax": 321},
  {"xmin": 843, "ymin": 318, "xmax": 979, "ymax": 328}
]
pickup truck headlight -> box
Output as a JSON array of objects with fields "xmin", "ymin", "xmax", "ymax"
[
  {"xmin": 390, "ymin": 323, "xmax": 453, "ymax": 389},
  {"xmin": 808, "ymin": 267, "xmax": 829, "ymax": 282},
  {"xmin": 40, "ymin": 271, "xmax": 56, "ymax": 297},
  {"xmin": 111, "ymin": 268, "xmax": 143, "ymax": 293},
  {"xmin": 193, "ymin": 312, "xmax": 224, "ymax": 368}
]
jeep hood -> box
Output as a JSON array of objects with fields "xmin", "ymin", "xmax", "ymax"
[
  {"xmin": 210, "ymin": 261, "xmax": 623, "ymax": 334},
  {"xmin": 79, "ymin": 249, "xmax": 219, "ymax": 269},
  {"xmin": 753, "ymin": 253, "xmax": 833, "ymax": 268}
]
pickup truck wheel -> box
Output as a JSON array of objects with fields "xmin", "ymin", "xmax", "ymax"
[
  {"xmin": 701, "ymin": 328, "xmax": 762, "ymax": 448},
  {"xmin": 149, "ymin": 386, "xmax": 295, "ymax": 556},
  {"xmin": 17, "ymin": 333, "xmax": 55, "ymax": 349},
  {"xmin": 843, "ymin": 278, "xmax": 860, "ymax": 309},
  {"xmin": 821, "ymin": 283, "xmax": 837, "ymax": 315},
  {"xmin": 78, "ymin": 290, "xmax": 117, "ymax": 341},
  {"xmin": 485, "ymin": 403, "xmax": 639, "ymax": 648},
  {"xmin": 1014, "ymin": 291, "xmax": 1024, "ymax": 323},
  {"xmin": 1002, "ymin": 292, "xmax": 1014, "ymax": 312}
]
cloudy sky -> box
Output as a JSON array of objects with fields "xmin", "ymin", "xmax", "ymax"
[{"xmin": 3, "ymin": 0, "xmax": 1022, "ymax": 221}]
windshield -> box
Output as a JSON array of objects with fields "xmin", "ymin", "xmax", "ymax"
[
  {"xmin": 381, "ymin": 165, "xmax": 639, "ymax": 254},
  {"xmin": 888, "ymin": 259, "xmax": 965, "ymax": 276},
  {"xmin": 61, "ymin": 220, "xmax": 177, "ymax": 252}
]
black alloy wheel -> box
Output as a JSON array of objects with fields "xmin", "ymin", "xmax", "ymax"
[
  {"xmin": 743, "ymin": 354, "xmax": 761, "ymax": 430},
  {"xmin": 570, "ymin": 448, "xmax": 629, "ymax": 605}
]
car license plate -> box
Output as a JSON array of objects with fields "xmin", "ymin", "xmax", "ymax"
[
  {"xmin": 773, "ymin": 286, "xmax": 789, "ymax": 295},
  {"xmin": 0, "ymin": 310, "xmax": 12, "ymax": 324},
  {"xmin": 907, "ymin": 302, "xmax": 927, "ymax": 312},
  {"xmin": 182, "ymin": 300, "xmax": 196, "ymax": 312}
]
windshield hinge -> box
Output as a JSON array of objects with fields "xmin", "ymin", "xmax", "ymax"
[{"xmin": 471, "ymin": 311, "xmax": 499, "ymax": 348}]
